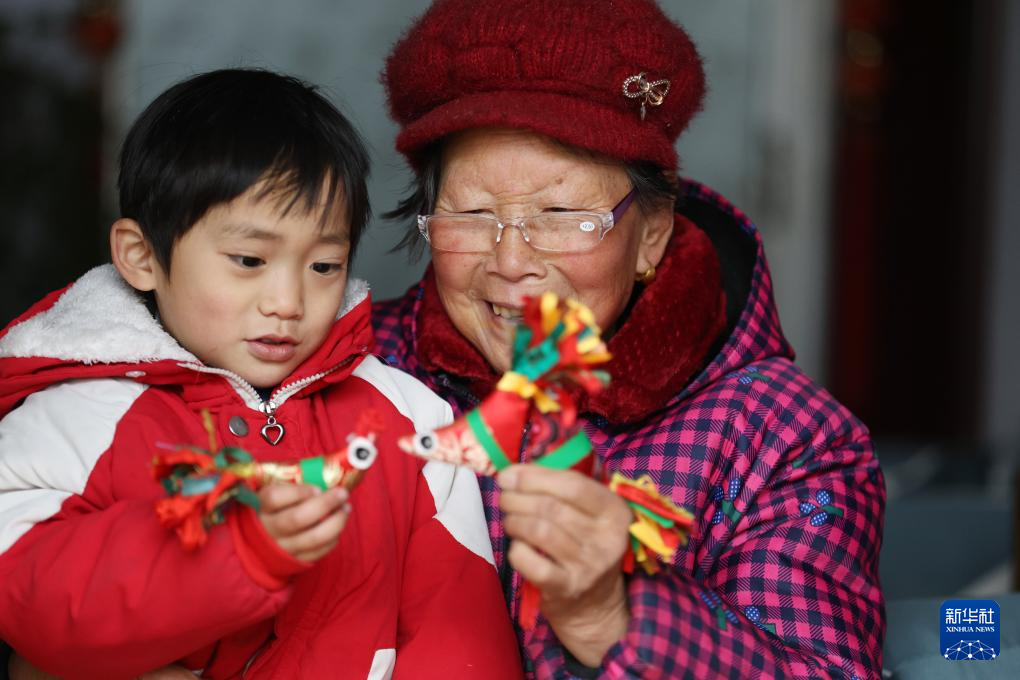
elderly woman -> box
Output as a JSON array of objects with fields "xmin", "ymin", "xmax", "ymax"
[{"xmin": 374, "ymin": 0, "xmax": 885, "ymax": 678}]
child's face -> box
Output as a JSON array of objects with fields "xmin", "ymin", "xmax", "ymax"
[{"xmin": 151, "ymin": 184, "xmax": 350, "ymax": 388}]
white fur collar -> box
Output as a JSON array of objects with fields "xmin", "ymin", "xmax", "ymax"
[{"xmin": 0, "ymin": 264, "xmax": 370, "ymax": 365}]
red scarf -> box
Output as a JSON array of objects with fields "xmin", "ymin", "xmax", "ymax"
[{"xmin": 416, "ymin": 214, "xmax": 727, "ymax": 423}]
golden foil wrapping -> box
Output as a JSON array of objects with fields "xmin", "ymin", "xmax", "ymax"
[{"xmin": 255, "ymin": 453, "xmax": 363, "ymax": 490}]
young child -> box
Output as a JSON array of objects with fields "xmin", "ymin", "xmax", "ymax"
[{"xmin": 0, "ymin": 69, "xmax": 520, "ymax": 680}]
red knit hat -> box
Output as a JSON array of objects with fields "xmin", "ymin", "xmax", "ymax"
[{"xmin": 383, "ymin": 0, "xmax": 706, "ymax": 172}]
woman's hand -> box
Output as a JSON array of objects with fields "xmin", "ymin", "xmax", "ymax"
[{"xmin": 497, "ymin": 465, "xmax": 634, "ymax": 667}]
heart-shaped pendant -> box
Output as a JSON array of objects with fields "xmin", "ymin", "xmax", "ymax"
[{"xmin": 261, "ymin": 416, "xmax": 284, "ymax": 445}]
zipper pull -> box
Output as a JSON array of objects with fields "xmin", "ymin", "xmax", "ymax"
[{"xmin": 260, "ymin": 399, "xmax": 284, "ymax": 445}]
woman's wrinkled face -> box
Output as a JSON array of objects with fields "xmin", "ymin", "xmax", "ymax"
[{"xmin": 431, "ymin": 128, "xmax": 670, "ymax": 373}]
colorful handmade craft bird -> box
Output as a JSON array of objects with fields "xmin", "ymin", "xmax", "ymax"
[
  {"xmin": 153, "ymin": 409, "xmax": 382, "ymax": 550},
  {"xmin": 398, "ymin": 292, "xmax": 694, "ymax": 629}
]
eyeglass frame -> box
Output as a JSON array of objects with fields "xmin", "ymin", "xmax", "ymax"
[{"xmin": 416, "ymin": 187, "xmax": 638, "ymax": 254}]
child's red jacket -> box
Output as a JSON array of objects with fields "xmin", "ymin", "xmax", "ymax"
[{"xmin": 0, "ymin": 265, "xmax": 521, "ymax": 679}]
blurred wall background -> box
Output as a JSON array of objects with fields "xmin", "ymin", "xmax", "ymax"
[{"xmin": 2, "ymin": 0, "xmax": 1019, "ymax": 602}]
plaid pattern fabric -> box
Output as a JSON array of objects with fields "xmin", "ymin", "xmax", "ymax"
[{"xmin": 373, "ymin": 179, "xmax": 885, "ymax": 680}]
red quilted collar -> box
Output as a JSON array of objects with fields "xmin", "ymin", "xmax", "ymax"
[{"xmin": 415, "ymin": 214, "xmax": 728, "ymax": 423}]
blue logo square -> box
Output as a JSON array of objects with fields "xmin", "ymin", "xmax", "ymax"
[{"xmin": 941, "ymin": 599, "xmax": 1000, "ymax": 660}]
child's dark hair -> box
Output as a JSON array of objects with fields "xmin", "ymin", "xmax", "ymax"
[{"xmin": 118, "ymin": 68, "xmax": 371, "ymax": 271}]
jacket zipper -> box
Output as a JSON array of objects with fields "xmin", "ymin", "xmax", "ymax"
[{"xmin": 180, "ymin": 351, "xmax": 363, "ymax": 445}]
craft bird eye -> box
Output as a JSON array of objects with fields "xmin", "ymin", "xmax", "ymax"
[
  {"xmin": 347, "ymin": 436, "xmax": 378, "ymax": 470},
  {"xmin": 413, "ymin": 432, "xmax": 437, "ymax": 455}
]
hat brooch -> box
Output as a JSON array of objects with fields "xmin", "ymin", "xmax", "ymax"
[{"xmin": 622, "ymin": 72, "xmax": 670, "ymax": 120}]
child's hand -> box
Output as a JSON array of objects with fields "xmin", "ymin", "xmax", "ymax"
[
  {"xmin": 257, "ymin": 484, "xmax": 351, "ymax": 562},
  {"xmin": 9, "ymin": 655, "xmax": 197, "ymax": 679}
]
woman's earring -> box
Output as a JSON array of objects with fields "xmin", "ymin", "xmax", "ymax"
[{"xmin": 636, "ymin": 265, "xmax": 656, "ymax": 284}]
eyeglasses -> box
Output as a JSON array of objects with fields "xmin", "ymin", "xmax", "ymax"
[{"xmin": 417, "ymin": 188, "xmax": 637, "ymax": 254}]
